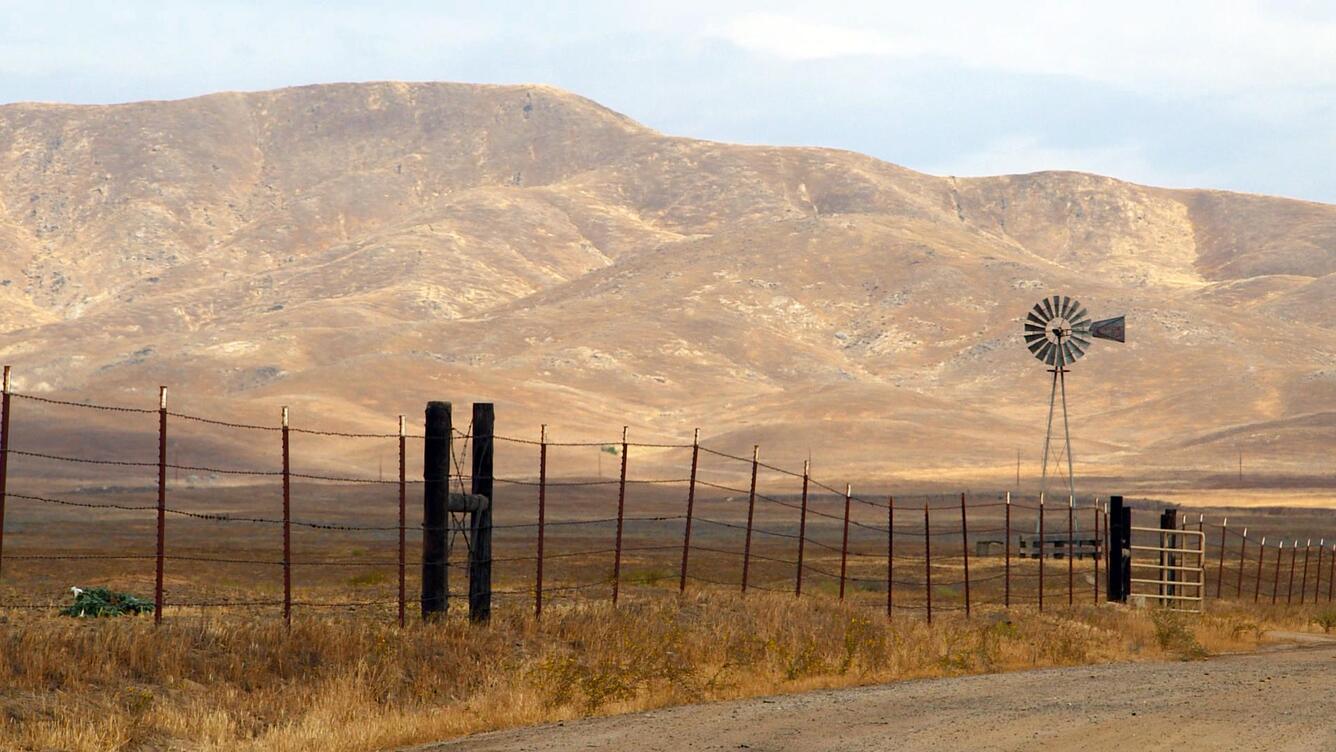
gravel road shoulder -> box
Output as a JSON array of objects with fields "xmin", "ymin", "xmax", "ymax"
[{"xmin": 416, "ymin": 639, "xmax": 1336, "ymax": 752}]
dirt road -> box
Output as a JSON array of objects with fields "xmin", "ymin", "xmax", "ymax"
[{"xmin": 421, "ymin": 642, "xmax": 1336, "ymax": 752}]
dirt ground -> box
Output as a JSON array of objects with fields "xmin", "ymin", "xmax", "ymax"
[{"xmin": 421, "ymin": 639, "xmax": 1336, "ymax": 752}]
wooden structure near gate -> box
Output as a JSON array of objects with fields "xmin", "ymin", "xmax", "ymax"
[{"xmin": 422, "ymin": 400, "xmax": 494, "ymax": 622}]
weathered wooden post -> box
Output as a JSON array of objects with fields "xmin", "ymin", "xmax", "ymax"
[
  {"xmin": 468, "ymin": 403, "xmax": 494, "ymax": 622},
  {"xmin": 422, "ymin": 401, "xmax": 451, "ymax": 618},
  {"xmin": 1236, "ymin": 528, "xmax": 1248, "ymax": 599},
  {"xmin": 1107, "ymin": 496, "xmax": 1130, "ymax": 603},
  {"xmin": 1216, "ymin": 518, "xmax": 1228, "ymax": 599},
  {"xmin": 1300, "ymin": 539, "xmax": 1312, "ymax": 605}
]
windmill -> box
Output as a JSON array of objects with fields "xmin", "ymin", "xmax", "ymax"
[{"xmin": 1023, "ymin": 295, "xmax": 1124, "ymax": 504}]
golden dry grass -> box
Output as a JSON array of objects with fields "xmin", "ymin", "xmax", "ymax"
[{"xmin": 1, "ymin": 591, "xmax": 1328, "ymax": 752}]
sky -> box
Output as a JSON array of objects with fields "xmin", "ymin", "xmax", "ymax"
[{"xmin": 3, "ymin": 1, "xmax": 1335, "ymax": 203}]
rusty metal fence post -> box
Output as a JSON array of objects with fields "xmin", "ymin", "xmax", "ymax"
[
  {"xmin": 960, "ymin": 492, "xmax": 971, "ymax": 617},
  {"xmin": 838, "ymin": 484, "xmax": 851, "ymax": 600},
  {"xmin": 1038, "ymin": 494, "xmax": 1045, "ymax": 612},
  {"xmin": 1300, "ymin": 540, "xmax": 1312, "ymax": 604},
  {"xmin": 612, "ymin": 427, "xmax": 628, "ymax": 604},
  {"xmin": 154, "ymin": 386, "xmax": 168, "ymax": 625},
  {"xmin": 398, "ymin": 415, "xmax": 406, "ymax": 627},
  {"xmin": 1316, "ymin": 539, "xmax": 1325, "ymax": 605},
  {"xmin": 1272, "ymin": 540, "xmax": 1283, "ymax": 604},
  {"xmin": 1093, "ymin": 505, "xmax": 1100, "ymax": 603},
  {"xmin": 924, "ymin": 503, "xmax": 932, "ymax": 624},
  {"xmin": 1004, "ymin": 492, "xmax": 1011, "ymax": 608},
  {"xmin": 1067, "ymin": 496, "xmax": 1074, "ymax": 606},
  {"xmin": 886, "ymin": 496, "xmax": 894, "ymax": 618},
  {"xmin": 741, "ymin": 446, "xmax": 759, "ymax": 593},
  {"xmin": 679, "ymin": 428, "xmax": 699, "ymax": 592},
  {"xmin": 1216, "ymin": 518, "xmax": 1227, "ymax": 598},
  {"xmin": 1287, "ymin": 541, "xmax": 1297, "ymax": 604},
  {"xmin": 535, "ymin": 424, "xmax": 547, "ymax": 618},
  {"xmin": 1254, "ymin": 536, "xmax": 1266, "ymax": 603},
  {"xmin": 0, "ymin": 366, "xmax": 10, "ymax": 584},
  {"xmin": 795, "ymin": 461, "xmax": 809, "ymax": 596},
  {"xmin": 281, "ymin": 406, "xmax": 291, "ymax": 627},
  {"xmin": 1236, "ymin": 528, "xmax": 1248, "ymax": 599}
]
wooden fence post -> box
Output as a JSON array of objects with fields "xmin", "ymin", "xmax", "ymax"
[
  {"xmin": 535, "ymin": 424, "xmax": 546, "ymax": 618},
  {"xmin": 838, "ymin": 484, "xmax": 851, "ymax": 600},
  {"xmin": 0, "ymin": 366, "xmax": 10, "ymax": 584},
  {"xmin": 422, "ymin": 401, "xmax": 451, "ymax": 619},
  {"xmin": 281, "ymin": 405, "xmax": 291, "ymax": 627},
  {"xmin": 924, "ymin": 503, "xmax": 932, "ymax": 624},
  {"xmin": 1216, "ymin": 518, "xmax": 1227, "ymax": 598},
  {"xmin": 795, "ymin": 461, "xmax": 809, "ymax": 596},
  {"xmin": 154, "ymin": 386, "xmax": 168, "ymax": 625},
  {"xmin": 612, "ymin": 427, "xmax": 628, "ymax": 605},
  {"xmin": 398, "ymin": 416, "xmax": 406, "ymax": 628},
  {"xmin": 960, "ymin": 492, "xmax": 971, "ymax": 617},
  {"xmin": 468, "ymin": 403, "xmax": 494, "ymax": 622},
  {"xmin": 886, "ymin": 496, "xmax": 894, "ymax": 618},
  {"xmin": 741, "ymin": 446, "xmax": 759, "ymax": 593},
  {"xmin": 1004, "ymin": 492, "xmax": 1011, "ymax": 608},
  {"xmin": 679, "ymin": 428, "xmax": 700, "ymax": 593}
]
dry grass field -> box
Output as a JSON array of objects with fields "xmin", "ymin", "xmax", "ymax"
[{"xmin": 3, "ymin": 591, "xmax": 1332, "ymax": 751}]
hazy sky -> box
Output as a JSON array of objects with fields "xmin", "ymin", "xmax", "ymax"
[{"xmin": 4, "ymin": 1, "xmax": 1335, "ymax": 203}]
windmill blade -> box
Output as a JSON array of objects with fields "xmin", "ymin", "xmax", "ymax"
[
  {"xmin": 1068, "ymin": 337, "xmax": 1089, "ymax": 357},
  {"xmin": 1024, "ymin": 332, "xmax": 1047, "ymax": 344},
  {"xmin": 1035, "ymin": 341, "xmax": 1055, "ymax": 363},
  {"xmin": 1059, "ymin": 296, "xmax": 1073, "ymax": 320},
  {"xmin": 1026, "ymin": 314, "xmax": 1048, "ymax": 329},
  {"xmin": 1050, "ymin": 296, "xmax": 1063, "ymax": 319},
  {"xmin": 1025, "ymin": 321, "xmax": 1047, "ymax": 333},
  {"xmin": 1070, "ymin": 306, "xmax": 1089, "ymax": 326},
  {"xmin": 1045, "ymin": 343, "xmax": 1059, "ymax": 365},
  {"xmin": 1028, "ymin": 338, "xmax": 1048, "ymax": 356},
  {"xmin": 1030, "ymin": 304, "xmax": 1047, "ymax": 321},
  {"xmin": 1090, "ymin": 316, "xmax": 1125, "ymax": 343},
  {"xmin": 1041, "ymin": 297, "xmax": 1055, "ymax": 320}
]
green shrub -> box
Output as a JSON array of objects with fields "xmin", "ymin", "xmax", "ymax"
[{"xmin": 60, "ymin": 587, "xmax": 155, "ymax": 617}]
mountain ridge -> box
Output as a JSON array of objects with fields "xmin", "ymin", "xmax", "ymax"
[{"xmin": 1, "ymin": 81, "xmax": 1333, "ymax": 491}]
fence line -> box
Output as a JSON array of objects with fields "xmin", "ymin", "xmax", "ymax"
[{"xmin": 0, "ymin": 371, "xmax": 1332, "ymax": 627}]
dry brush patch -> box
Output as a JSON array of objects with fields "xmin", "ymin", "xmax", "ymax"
[{"xmin": 0, "ymin": 594, "xmax": 1323, "ymax": 751}]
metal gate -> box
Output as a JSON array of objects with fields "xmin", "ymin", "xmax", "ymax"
[{"xmin": 1128, "ymin": 524, "xmax": 1205, "ymax": 612}]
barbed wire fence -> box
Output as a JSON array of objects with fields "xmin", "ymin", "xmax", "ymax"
[{"xmin": 0, "ymin": 366, "xmax": 1331, "ymax": 627}]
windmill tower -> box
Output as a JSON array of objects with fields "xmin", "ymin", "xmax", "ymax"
[{"xmin": 1022, "ymin": 295, "xmax": 1124, "ymax": 505}]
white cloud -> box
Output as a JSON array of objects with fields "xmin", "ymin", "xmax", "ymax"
[{"xmin": 709, "ymin": 3, "xmax": 1336, "ymax": 95}]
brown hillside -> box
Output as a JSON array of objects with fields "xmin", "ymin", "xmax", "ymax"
[{"xmin": 1, "ymin": 81, "xmax": 1333, "ymax": 492}]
